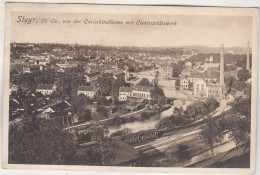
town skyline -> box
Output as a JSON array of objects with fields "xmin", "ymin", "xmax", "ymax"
[{"xmin": 5, "ymin": 4, "xmax": 256, "ymax": 172}]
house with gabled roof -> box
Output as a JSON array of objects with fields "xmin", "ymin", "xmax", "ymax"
[
  {"xmin": 9, "ymin": 83, "xmax": 18, "ymax": 95},
  {"xmin": 77, "ymin": 86, "xmax": 96, "ymax": 99},
  {"xmin": 84, "ymin": 72, "xmax": 101, "ymax": 82},
  {"xmin": 36, "ymin": 84, "xmax": 53, "ymax": 96},
  {"xmin": 38, "ymin": 100, "xmax": 72, "ymax": 121}
]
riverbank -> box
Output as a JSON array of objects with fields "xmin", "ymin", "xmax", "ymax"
[{"xmin": 108, "ymin": 104, "xmax": 172, "ymax": 136}]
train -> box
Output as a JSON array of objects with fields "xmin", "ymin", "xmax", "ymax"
[{"xmin": 121, "ymin": 129, "xmax": 164, "ymax": 144}]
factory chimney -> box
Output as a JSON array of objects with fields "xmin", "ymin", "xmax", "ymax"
[
  {"xmin": 220, "ymin": 44, "xmax": 225, "ymax": 85},
  {"xmin": 115, "ymin": 61, "xmax": 118, "ymax": 70},
  {"xmin": 246, "ymin": 41, "xmax": 250, "ymax": 70}
]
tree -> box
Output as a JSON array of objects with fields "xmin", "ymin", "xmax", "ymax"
[
  {"xmin": 222, "ymin": 97, "xmax": 251, "ymax": 151},
  {"xmin": 71, "ymin": 76, "xmax": 86, "ymax": 99},
  {"xmin": 111, "ymin": 75, "xmax": 125, "ymax": 96},
  {"xmin": 200, "ymin": 117, "xmax": 222, "ymax": 163},
  {"xmin": 9, "ymin": 116, "xmax": 77, "ymax": 164},
  {"xmin": 77, "ymin": 107, "xmax": 92, "ymax": 122},
  {"xmin": 175, "ymin": 79, "xmax": 180, "ymax": 90},
  {"xmin": 89, "ymin": 124, "xmax": 119, "ymax": 165},
  {"xmin": 97, "ymin": 74, "xmax": 113, "ymax": 96},
  {"xmin": 137, "ymin": 78, "xmax": 152, "ymax": 87},
  {"xmin": 172, "ymin": 61, "xmax": 185, "ymax": 77},
  {"xmin": 150, "ymin": 86, "xmax": 165, "ymax": 100},
  {"xmin": 57, "ymin": 75, "xmax": 72, "ymax": 98},
  {"xmin": 204, "ymin": 98, "xmax": 219, "ymax": 113},
  {"xmin": 237, "ymin": 68, "xmax": 251, "ymax": 81}
]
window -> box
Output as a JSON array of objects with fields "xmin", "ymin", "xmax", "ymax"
[{"xmin": 201, "ymin": 84, "xmax": 204, "ymax": 91}]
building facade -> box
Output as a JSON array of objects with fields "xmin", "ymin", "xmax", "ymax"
[
  {"xmin": 119, "ymin": 87, "xmax": 133, "ymax": 101},
  {"xmin": 159, "ymin": 65, "xmax": 173, "ymax": 79},
  {"xmin": 77, "ymin": 86, "xmax": 95, "ymax": 99},
  {"xmin": 193, "ymin": 79, "xmax": 207, "ymax": 98},
  {"xmin": 132, "ymin": 85, "xmax": 153, "ymax": 100},
  {"xmin": 36, "ymin": 84, "xmax": 53, "ymax": 95},
  {"xmin": 180, "ymin": 78, "xmax": 190, "ymax": 89}
]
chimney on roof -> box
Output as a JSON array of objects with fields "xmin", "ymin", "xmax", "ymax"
[
  {"xmin": 220, "ymin": 44, "xmax": 224, "ymax": 85},
  {"xmin": 246, "ymin": 41, "xmax": 250, "ymax": 70}
]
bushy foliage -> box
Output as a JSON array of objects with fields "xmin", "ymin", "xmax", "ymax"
[
  {"xmin": 137, "ymin": 78, "xmax": 153, "ymax": 87},
  {"xmin": 219, "ymin": 97, "xmax": 251, "ymax": 149},
  {"xmin": 184, "ymin": 98, "xmax": 219, "ymax": 121},
  {"xmin": 9, "ymin": 116, "xmax": 77, "ymax": 164},
  {"xmin": 237, "ymin": 68, "xmax": 251, "ymax": 81},
  {"xmin": 157, "ymin": 98, "xmax": 219, "ymax": 129},
  {"xmin": 172, "ymin": 61, "xmax": 185, "ymax": 77}
]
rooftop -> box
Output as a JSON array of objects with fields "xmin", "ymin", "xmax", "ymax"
[
  {"xmin": 133, "ymin": 85, "xmax": 153, "ymax": 92},
  {"xmin": 37, "ymin": 84, "xmax": 53, "ymax": 90},
  {"xmin": 119, "ymin": 87, "xmax": 133, "ymax": 92},
  {"xmin": 78, "ymin": 86, "xmax": 94, "ymax": 91}
]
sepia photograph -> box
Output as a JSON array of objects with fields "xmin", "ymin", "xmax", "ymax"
[{"xmin": 2, "ymin": 3, "xmax": 259, "ymax": 174}]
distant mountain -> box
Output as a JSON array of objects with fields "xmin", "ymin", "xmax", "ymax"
[{"xmin": 181, "ymin": 45, "xmax": 250, "ymax": 55}]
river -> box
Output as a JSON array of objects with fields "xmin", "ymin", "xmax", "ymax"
[
  {"xmin": 108, "ymin": 70, "xmax": 192, "ymax": 135},
  {"xmin": 108, "ymin": 100, "xmax": 192, "ymax": 135}
]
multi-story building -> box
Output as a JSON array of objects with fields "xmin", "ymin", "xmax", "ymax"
[
  {"xmin": 56, "ymin": 60, "xmax": 80, "ymax": 68},
  {"xmin": 193, "ymin": 44, "xmax": 225, "ymax": 99},
  {"xmin": 118, "ymin": 85, "xmax": 154, "ymax": 101},
  {"xmin": 77, "ymin": 86, "xmax": 95, "ymax": 99},
  {"xmin": 159, "ymin": 65, "xmax": 173, "ymax": 79},
  {"xmin": 23, "ymin": 65, "xmax": 42, "ymax": 73},
  {"xmin": 36, "ymin": 84, "xmax": 53, "ymax": 95},
  {"xmin": 132, "ymin": 85, "xmax": 153, "ymax": 100},
  {"xmin": 193, "ymin": 79, "xmax": 207, "ymax": 97},
  {"xmin": 119, "ymin": 87, "xmax": 133, "ymax": 101},
  {"xmin": 180, "ymin": 78, "xmax": 190, "ymax": 89}
]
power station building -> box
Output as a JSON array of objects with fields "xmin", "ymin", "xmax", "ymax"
[{"xmin": 193, "ymin": 44, "xmax": 225, "ymax": 99}]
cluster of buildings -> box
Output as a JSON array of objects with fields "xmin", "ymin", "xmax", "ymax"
[
  {"xmin": 158, "ymin": 65, "xmax": 173, "ymax": 79},
  {"xmin": 179, "ymin": 45, "xmax": 225, "ymax": 99},
  {"xmin": 179, "ymin": 43, "xmax": 251, "ymax": 99},
  {"xmin": 181, "ymin": 48, "xmax": 198, "ymax": 60}
]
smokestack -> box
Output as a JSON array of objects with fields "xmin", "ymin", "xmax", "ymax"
[
  {"xmin": 246, "ymin": 41, "xmax": 250, "ymax": 70},
  {"xmin": 220, "ymin": 44, "xmax": 224, "ymax": 85}
]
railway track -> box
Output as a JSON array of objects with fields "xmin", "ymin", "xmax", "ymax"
[{"xmin": 135, "ymin": 126, "xmax": 201, "ymax": 155}]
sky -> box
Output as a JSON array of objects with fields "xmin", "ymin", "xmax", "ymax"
[{"xmin": 11, "ymin": 12, "xmax": 252, "ymax": 48}]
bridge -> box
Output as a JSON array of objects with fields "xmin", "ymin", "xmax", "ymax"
[{"xmin": 65, "ymin": 107, "xmax": 147, "ymax": 131}]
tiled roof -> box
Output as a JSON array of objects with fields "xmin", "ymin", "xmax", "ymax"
[
  {"xmin": 119, "ymin": 87, "xmax": 133, "ymax": 92},
  {"xmin": 78, "ymin": 86, "xmax": 94, "ymax": 91},
  {"xmin": 133, "ymin": 85, "xmax": 153, "ymax": 92},
  {"xmin": 37, "ymin": 84, "xmax": 53, "ymax": 90},
  {"xmin": 189, "ymin": 71, "xmax": 219, "ymax": 79}
]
